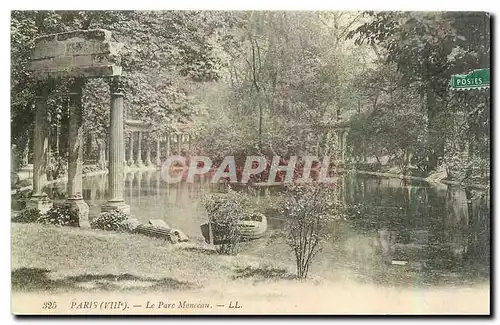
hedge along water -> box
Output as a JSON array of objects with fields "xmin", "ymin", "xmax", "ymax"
[{"xmin": 160, "ymin": 155, "xmax": 338, "ymax": 184}]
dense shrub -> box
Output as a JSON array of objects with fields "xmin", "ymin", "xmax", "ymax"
[
  {"xmin": 278, "ymin": 184, "xmax": 342, "ymax": 279},
  {"xmin": 12, "ymin": 189, "xmax": 33, "ymax": 200},
  {"xmin": 11, "ymin": 172, "xmax": 20, "ymax": 189},
  {"xmin": 38, "ymin": 205, "xmax": 79, "ymax": 227},
  {"xmin": 11, "ymin": 179, "xmax": 32, "ymax": 191},
  {"xmin": 91, "ymin": 209, "xmax": 130, "ymax": 232},
  {"xmin": 202, "ymin": 187, "xmax": 254, "ymax": 255},
  {"xmin": 47, "ymin": 156, "xmax": 68, "ymax": 180},
  {"xmin": 82, "ymin": 164, "xmax": 101, "ymax": 174},
  {"xmin": 12, "ymin": 208, "xmax": 43, "ymax": 223}
]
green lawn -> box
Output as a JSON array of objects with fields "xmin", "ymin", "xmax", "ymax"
[
  {"xmin": 12, "ymin": 222, "xmax": 489, "ymax": 293},
  {"xmin": 11, "ymin": 223, "xmax": 297, "ymax": 293},
  {"xmin": 11, "ymin": 223, "xmax": 490, "ymax": 314}
]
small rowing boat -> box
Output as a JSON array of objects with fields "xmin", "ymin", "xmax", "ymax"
[{"xmin": 200, "ymin": 213, "xmax": 267, "ymax": 245}]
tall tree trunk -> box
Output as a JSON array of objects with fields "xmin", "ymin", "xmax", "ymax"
[{"xmin": 426, "ymin": 89, "xmax": 444, "ymax": 171}]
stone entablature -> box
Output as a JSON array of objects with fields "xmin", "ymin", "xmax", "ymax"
[
  {"xmin": 30, "ymin": 29, "xmax": 123, "ymax": 80},
  {"xmin": 126, "ymin": 120, "xmax": 150, "ymax": 132}
]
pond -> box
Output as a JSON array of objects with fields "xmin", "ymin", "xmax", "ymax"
[{"xmin": 12, "ymin": 170, "xmax": 490, "ymax": 287}]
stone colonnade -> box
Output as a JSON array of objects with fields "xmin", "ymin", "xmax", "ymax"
[
  {"xmin": 28, "ymin": 76, "xmax": 130, "ymax": 220},
  {"xmin": 312, "ymin": 126, "xmax": 349, "ymax": 166},
  {"xmin": 20, "ymin": 126, "xmax": 193, "ymax": 172},
  {"xmin": 336, "ymin": 127, "xmax": 348, "ymax": 165},
  {"xmin": 27, "ymin": 29, "xmax": 128, "ymax": 225},
  {"xmin": 125, "ymin": 131, "xmax": 191, "ymax": 169}
]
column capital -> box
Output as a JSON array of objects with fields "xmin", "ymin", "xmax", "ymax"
[{"xmin": 109, "ymin": 76, "xmax": 125, "ymax": 97}]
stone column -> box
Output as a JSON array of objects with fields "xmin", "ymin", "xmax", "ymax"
[
  {"xmin": 85, "ymin": 133, "xmax": 93, "ymax": 163},
  {"xmin": 127, "ymin": 132, "xmax": 134, "ymax": 166},
  {"xmin": 136, "ymin": 131, "xmax": 144, "ymax": 168},
  {"xmin": 53, "ymin": 114, "xmax": 60, "ymax": 159},
  {"xmin": 156, "ymin": 171, "xmax": 160, "ymax": 197},
  {"xmin": 340, "ymin": 129, "xmax": 346, "ymax": 165},
  {"xmin": 128, "ymin": 172, "xmax": 134, "ymax": 203},
  {"xmin": 136, "ymin": 171, "xmax": 142, "ymax": 204},
  {"xmin": 155, "ymin": 138, "xmax": 161, "ymax": 166},
  {"xmin": 123, "ymin": 133, "xmax": 127, "ymax": 169},
  {"xmin": 177, "ymin": 134, "xmax": 181, "ymax": 155},
  {"xmin": 146, "ymin": 170, "xmax": 152, "ymax": 187},
  {"xmin": 335, "ymin": 128, "xmax": 344, "ymax": 165},
  {"xmin": 102, "ymin": 77, "xmax": 130, "ymax": 214},
  {"xmin": 188, "ymin": 134, "xmax": 192, "ymax": 154},
  {"xmin": 90, "ymin": 177, "xmax": 96, "ymax": 202},
  {"xmin": 65, "ymin": 79, "xmax": 90, "ymax": 227},
  {"xmin": 27, "ymin": 83, "xmax": 53, "ymax": 212},
  {"xmin": 105, "ymin": 135, "xmax": 109, "ymax": 168},
  {"xmin": 145, "ymin": 136, "xmax": 153, "ymax": 168},
  {"xmin": 166, "ymin": 134, "xmax": 171, "ymax": 158},
  {"xmin": 98, "ymin": 139, "xmax": 106, "ymax": 170},
  {"xmin": 22, "ymin": 137, "xmax": 29, "ymax": 166},
  {"xmin": 99, "ymin": 173, "xmax": 106, "ymax": 199},
  {"xmin": 46, "ymin": 111, "xmax": 53, "ymax": 181}
]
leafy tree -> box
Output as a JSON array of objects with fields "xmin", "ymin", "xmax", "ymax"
[
  {"xmin": 195, "ymin": 12, "xmax": 369, "ymax": 161},
  {"xmin": 348, "ymin": 11, "xmax": 490, "ymax": 183},
  {"xmin": 278, "ymin": 184, "xmax": 342, "ymax": 279},
  {"xmin": 202, "ymin": 187, "xmax": 255, "ymax": 255},
  {"xmin": 11, "ymin": 10, "xmax": 237, "ymax": 163}
]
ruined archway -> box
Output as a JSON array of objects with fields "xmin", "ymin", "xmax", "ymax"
[{"xmin": 28, "ymin": 29, "xmax": 129, "ymax": 226}]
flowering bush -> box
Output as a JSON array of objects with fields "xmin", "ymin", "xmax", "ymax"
[
  {"xmin": 278, "ymin": 184, "xmax": 341, "ymax": 279},
  {"xmin": 91, "ymin": 209, "xmax": 130, "ymax": 232},
  {"xmin": 202, "ymin": 187, "xmax": 254, "ymax": 255},
  {"xmin": 82, "ymin": 164, "xmax": 101, "ymax": 174},
  {"xmin": 38, "ymin": 205, "xmax": 79, "ymax": 227},
  {"xmin": 47, "ymin": 156, "xmax": 68, "ymax": 180},
  {"xmin": 12, "ymin": 208, "xmax": 43, "ymax": 223}
]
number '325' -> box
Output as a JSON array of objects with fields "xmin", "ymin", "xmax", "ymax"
[{"xmin": 42, "ymin": 301, "xmax": 57, "ymax": 309}]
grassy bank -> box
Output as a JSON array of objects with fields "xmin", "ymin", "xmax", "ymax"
[
  {"xmin": 11, "ymin": 223, "xmax": 490, "ymax": 314},
  {"xmin": 11, "ymin": 223, "xmax": 295, "ymax": 292},
  {"xmin": 12, "ymin": 223, "xmax": 489, "ymax": 290}
]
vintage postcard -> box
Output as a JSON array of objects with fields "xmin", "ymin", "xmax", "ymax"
[{"xmin": 10, "ymin": 10, "xmax": 490, "ymax": 315}]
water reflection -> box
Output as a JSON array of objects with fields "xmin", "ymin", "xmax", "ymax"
[
  {"xmin": 340, "ymin": 175, "xmax": 490, "ymax": 282},
  {"xmin": 12, "ymin": 171, "xmax": 490, "ymax": 285}
]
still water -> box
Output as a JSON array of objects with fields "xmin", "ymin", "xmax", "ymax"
[{"xmin": 13, "ymin": 170, "xmax": 490, "ymax": 286}]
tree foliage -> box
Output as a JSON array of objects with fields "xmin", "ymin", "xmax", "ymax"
[
  {"xmin": 11, "ymin": 11, "xmax": 490, "ymax": 186},
  {"xmin": 278, "ymin": 184, "xmax": 341, "ymax": 279},
  {"xmin": 195, "ymin": 12, "xmax": 369, "ymax": 160},
  {"xmin": 347, "ymin": 12, "xmax": 490, "ymax": 182},
  {"xmin": 11, "ymin": 10, "xmax": 237, "ymax": 159}
]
